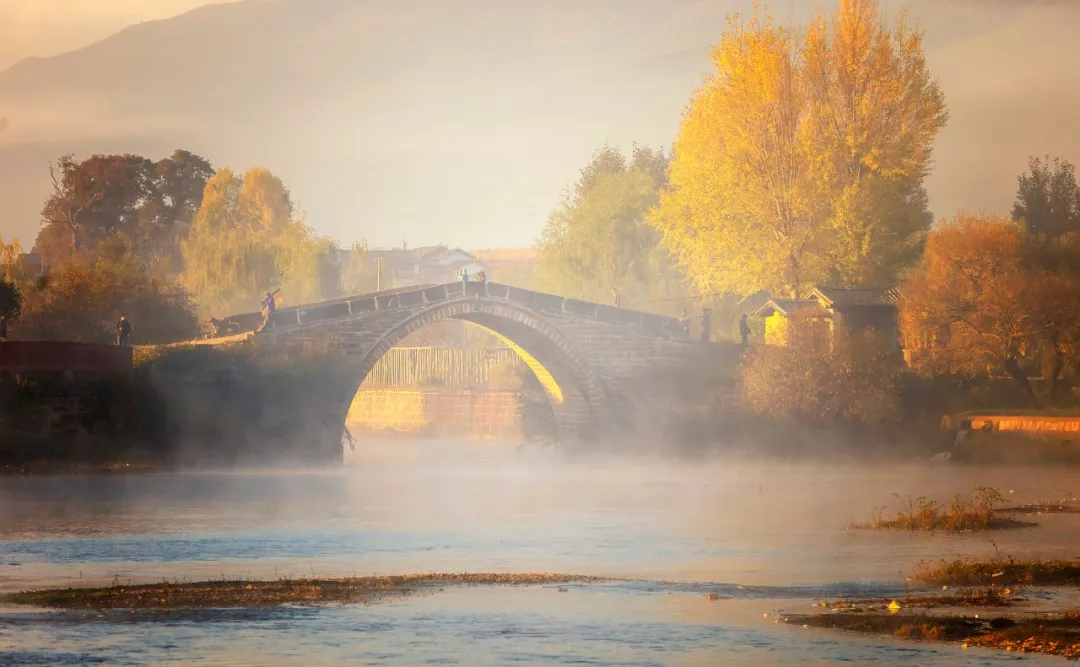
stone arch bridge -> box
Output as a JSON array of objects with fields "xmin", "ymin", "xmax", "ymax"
[{"xmin": 158, "ymin": 283, "xmax": 727, "ymax": 463}]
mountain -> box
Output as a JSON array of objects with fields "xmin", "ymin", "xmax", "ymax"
[{"xmin": 1, "ymin": 0, "xmax": 1079, "ymax": 249}]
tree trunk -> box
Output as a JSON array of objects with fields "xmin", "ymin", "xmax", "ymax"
[
  {"xmin": 68, "ymin": 222, "xmax": 78, "ymax": 256},
  {"xmin": 1049, "ymin": 349, "xmax": 1065, "ymax": 403},
  {"xmin": 1004, "ymin": 359, "xmax": 1040, "ymax": 408}
]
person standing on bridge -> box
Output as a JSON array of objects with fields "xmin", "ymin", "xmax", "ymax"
[
  {"xmin": 116, "ymin": 315, "xmax": 131, "ymax": 346},
  {"xmin": 460, "ymin": 267, "xmax": 469, "ymax": 291},
  {"xmin": 612, "ymin": 288, "xmax": 621, "ymax": 308}
]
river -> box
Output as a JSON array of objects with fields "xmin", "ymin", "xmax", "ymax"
[{"xmin": 2, "ymin": 442, "xmax": 1078, "ymax": 665}]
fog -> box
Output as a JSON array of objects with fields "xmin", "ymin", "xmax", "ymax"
[{"xmin": 1, "ymin": 0, "xmax": 1078, "ymax": 250}]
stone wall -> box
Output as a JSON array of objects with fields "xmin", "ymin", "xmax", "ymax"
[{"xmin": 347, "ymin": 389, "xmax": 522, "ymax": 440}]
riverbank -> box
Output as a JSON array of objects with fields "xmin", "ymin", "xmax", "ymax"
[{"xmin": 2, "ymin": 574, "xmax": 612, "ymax": 609}]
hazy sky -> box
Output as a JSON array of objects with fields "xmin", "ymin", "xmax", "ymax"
[{"xmin": 0, "ymin": 0, "xmax": 231, "ymax": 70}]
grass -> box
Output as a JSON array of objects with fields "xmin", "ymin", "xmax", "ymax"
[
  {"xmin": 1, "ymin": 573, "xmax": 611, "ymax": 610},
  {"xmin": 853, "ymin": 486, "xmax": 1036, "ymax": 532},
  {"xmin": 784, "ymin": 612, "xmax": 1080, "ymax": 659},
  {"xmin": 911, "ymin": 555, "xmax": 1080, "ymax": 588}
]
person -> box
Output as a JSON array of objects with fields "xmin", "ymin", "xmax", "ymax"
[
  {"xmin": 116, "ymin": 315, "xmax": 131, "ymax": 346},
  {"xmin": 257, "ymin": 290, "xmax": 277, "ymax": 333},
  {"xmin": 476, "ymin": 270, "xmax": 487, "ymax": 283},
  {"xmin": 460, "ymin": 267, "xmax": 469, "ymax": 289},
  {"xmin": 699, "ymin": 306, "xmax": 712, "ymax": 343},
  {"xmin": 678, "ymin": 309, "xmax": 690, "ymax": 338},
  {"xmin": 739, "ymin": 314, "xmax": 751, "ymax": 346},
  {"xmin": 612, "ymin": 287, "xmax": 621, "ymax": 308},
  {"xmin": 0, "ymin": 314, "xmax": 7, "ymax": 342}
]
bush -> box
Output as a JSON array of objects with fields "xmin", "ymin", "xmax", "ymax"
[
  {"xmin": 740, "ymin": 320, "xmax": 902, "ymax": 425},
  {"xmin": 15, "ymin": 235, "xmax": 198, "ymax": 344}
]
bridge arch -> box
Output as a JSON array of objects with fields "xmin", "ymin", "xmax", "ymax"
[{"xmin": 349, "ymin": 298, "xmax": 612, "ymax": 441}]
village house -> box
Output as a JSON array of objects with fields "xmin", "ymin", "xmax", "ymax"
[
  {"xmin": 336, "ymin": 244, "xmax": 492, "ymax": 289},
  {"xmin": 754, "ymin": 285, "xmax": 902, "ymax": 352}
]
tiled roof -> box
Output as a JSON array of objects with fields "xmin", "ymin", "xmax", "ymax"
[
  {"xmin": 805, "ymin": 285, "xmax": 902, "ymax": 308},
  {"xmin": 754, "ymin": 299, "xmax": 828, "ymax": 318}
]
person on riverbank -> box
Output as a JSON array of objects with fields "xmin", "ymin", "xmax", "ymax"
[
  {"xmin": 699, "ymin": 307, "xmax": 712, "ymax": 343},
  {"xmin": 739, "ymin": 314, "xmax": 751, "ymax": 346},
  {"xmin": 612, "ymin": 288, "xmax": 621, "ymax": 308},
  {"xmin": 116, "ymin": 315, "xmax": 131, "ymax": 346}
]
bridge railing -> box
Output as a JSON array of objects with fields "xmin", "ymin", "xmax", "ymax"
[{"xmin": 253, "ymin": 282, "xmax": 684, "ymax": 339}]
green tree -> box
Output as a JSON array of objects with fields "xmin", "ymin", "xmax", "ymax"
[
  {"xmin": 341, "ymin": 242, "xmax": 383, "ymax": 295},
  {"xmin": 652, "ymin": 0, "xmax": 947, "ymax": 297},
  {"xmin": 537, "ymin": 145, "xmax": 685, "ymax": 310},
  {"xmin": 1012, "ymin": 155, "xmax": 1080, "ymax": 240}
]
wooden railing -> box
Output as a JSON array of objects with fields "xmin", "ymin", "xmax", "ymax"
[{"xmin": 360, "ymin": 347, "xmax": 524, "ymax": 389}]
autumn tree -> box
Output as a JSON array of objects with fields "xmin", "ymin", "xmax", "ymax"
[
  {"xmin": 652, "ymin": 0, "xmax": 947, "ymax": 298},
  {"xmin": 537, "ymin": 145, "xmax": 685, "ymax": 310},
  {"xmin": 1012, "ymin": 155, "xmax": 1080, "ymax": 239},
  {"xmin": 36, "ymin": 150, "xmax": 213, "ymax": 269},
  {"xmin": 899, "ymin": 214, "xmax": 1080, "ymax": 406},
  {"xmin": 17, "ymin": 234, "xmax": 198, "ymax": 344},
  {"xmin": 180, "ymin": 167, "xmax": 340, "ymax": 314}
]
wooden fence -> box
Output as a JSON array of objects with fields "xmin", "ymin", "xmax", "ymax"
[{"xmin": 360, "ymin": 347, "xmax": 525, "ymax": 390}]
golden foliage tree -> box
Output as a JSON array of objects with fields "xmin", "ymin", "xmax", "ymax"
[
  {"xmin": 180, "ymin": 167, "xmax": 339, "ymax": 315},
  {"xmin": 900, "ymin": 214, "xmax": 1080, "ymax": 406},
  {"xmin": 652, "ymin": 0, "xmax": 947, "ymax": 298}
]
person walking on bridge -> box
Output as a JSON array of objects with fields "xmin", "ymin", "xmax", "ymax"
[
  {"xmin": 460, "ymin": 267, "xmax": 469, "ymax": 290},
  {"xmin": 116, "ymin": 315, "xmax": 131, "ymax": 346},
  {"xmin": 257, "ymin": 290, "xmax": 278, "ymax": 333}
]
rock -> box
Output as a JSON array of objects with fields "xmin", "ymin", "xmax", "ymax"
[{"xmin": 989, "ymin": 617, "xmax": 1017, "ymax": 629}]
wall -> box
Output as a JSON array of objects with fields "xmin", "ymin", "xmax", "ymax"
[
  {"xmin": 0, "ymin": 342, "xmax": 136, "ymax": 464},
  {"xmin": 348, "ymin": 389, "xmax": 522, "ymax": 440}
]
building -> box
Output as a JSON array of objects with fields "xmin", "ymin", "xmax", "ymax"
[
  {"xmin": 754, "ymin": 285, "xmax": 902, "ymax": 351},
  {"xmin": 337, "ymin": 244, "xmax": 492, "ymax": 290}
]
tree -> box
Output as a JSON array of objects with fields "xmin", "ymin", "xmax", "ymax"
[
  {"xmin": 652, "ymin": 0, "xmax": 947, "ymax": 298},
  {"xmin": 899, "ymin": 214, "xmax": 1080, "ymax": 406},
  {"xmin": 341, "ymin": 242, "xmax": 382, "ymax": 295},
  {"xmin": 16, "ymin": 234, "xmax": 198, "ymax": 344},
  {"xmin": 0, "ymin": 279, "xmax": 20, "ymax": 323},
  {"xmin": 180, "ymin": 167, "xmax": 339, "ymax": 314},
  {"xmin": 1012, "ymin": 155, "xmax": 1080, "ymax": 239},
  {"xmin": 37, "ymin": 150, "xmax": 214, "ymax": 269},
  {"xmin": 537, "ymin": 145, "xmax": 685, "ymax": 310}
]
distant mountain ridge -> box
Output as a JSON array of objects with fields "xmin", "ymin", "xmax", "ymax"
[{"xmin": 1, "ymin": 0, "xmax": 1079, "ymax": 250}]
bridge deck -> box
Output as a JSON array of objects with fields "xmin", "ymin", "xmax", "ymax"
[{"xmin": 198, "ymin": 282, "xmax": 682, "ymax": 343}]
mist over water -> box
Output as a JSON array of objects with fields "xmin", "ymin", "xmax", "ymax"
[{"xmin": 2, "ymin": 442, "xmax": 1079, "ymax": 664}]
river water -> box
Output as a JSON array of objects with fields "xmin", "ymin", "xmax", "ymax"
[{"xmin": 2, "ymin": 442, "xmax": 1078, "ymax": 665}]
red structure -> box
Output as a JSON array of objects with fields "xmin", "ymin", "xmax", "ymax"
[{"xmin": 0, "ymin": 342, "xmax": 133, "ymax": 372}]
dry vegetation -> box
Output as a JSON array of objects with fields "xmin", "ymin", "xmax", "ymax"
[
  {"xmin": 2, "ymin": 573, "xmax": 610, "ymax": 610},
  {"xmin": 853, "ymin": 486, "xmax": 1036, "ymax": 532},
  {"xmin": 911, "ymin": 556, "xmax": 1080, "ymax": 588},
  {"xmin": 784, "ymin": 611, "xmax": 1080, "ymax": 659}
]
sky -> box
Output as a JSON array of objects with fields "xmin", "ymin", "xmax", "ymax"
[
  {"xmin": 0, "ymin": 0, "xmax": 1077, "ymax": 252},
  {"xmin": 0, "ymin": 0, "xmax": 232, "ymax": 70}
]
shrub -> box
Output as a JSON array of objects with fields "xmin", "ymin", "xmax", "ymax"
[{"xmin": 740, "ymin": 320, "xmax": 902, "ymax": 425}]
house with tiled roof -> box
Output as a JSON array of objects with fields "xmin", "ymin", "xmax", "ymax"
[{"xmin": 754, "ymin": 285, "xmax": 902, "ymax": 351}]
